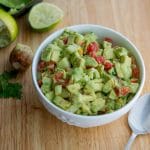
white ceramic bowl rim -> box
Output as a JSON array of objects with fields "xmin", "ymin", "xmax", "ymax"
[{"xmin": 32, "ymin": 24, "xmax": 145, "ymax": 119}]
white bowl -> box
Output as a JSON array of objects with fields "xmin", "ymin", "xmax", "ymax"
[{"xmin": 32, "ymin": 24, "xmax": 145, "ymax": 128}]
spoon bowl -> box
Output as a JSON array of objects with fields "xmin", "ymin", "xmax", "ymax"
[{"xmin": 125, "ymin": 93, "xmax": 150, "ymax": 150}]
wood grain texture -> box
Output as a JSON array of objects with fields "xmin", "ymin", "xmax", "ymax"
[{"xmin": 0, "ymin": 0, "xmax": 150, "ymax": 149}]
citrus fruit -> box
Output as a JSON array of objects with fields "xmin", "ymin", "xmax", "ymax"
[
  {"xmin": 28, "ymin": 2, "xmax": 64, "ymax": 31},
  {"xmin": 0, "ymin": 9, "xmax": 18, "ymax": 48}
]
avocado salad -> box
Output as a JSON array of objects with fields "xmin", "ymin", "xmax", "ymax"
[{"xmin": 37, "ymin": 29, "xmax": 140, "ymax": 115}]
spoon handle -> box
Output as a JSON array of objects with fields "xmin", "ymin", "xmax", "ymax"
[{"xmin": 125, "ymin": 132, "xmax": 137, "ymax": 150}]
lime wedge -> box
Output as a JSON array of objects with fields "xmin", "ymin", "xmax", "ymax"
[
  {"xmin": 28, "ymin": 2, "xmax": 64, "ymax": 31},
  {"xmin": 0, "ymin": 9, "xmax": 18, "ymax": 48}
]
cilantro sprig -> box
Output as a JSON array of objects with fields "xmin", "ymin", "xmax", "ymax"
[{"xmin": 0, "ymin": 71, "xmax": 22, "ymax": 99}]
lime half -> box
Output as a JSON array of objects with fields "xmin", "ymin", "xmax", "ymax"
[
  {"xmin": 0, "ymin": 9, "xmax": 18, "ymax": 48},
  {"xmin": 28, "ymin": 2, "xmax": 64, "ymax": 31}
]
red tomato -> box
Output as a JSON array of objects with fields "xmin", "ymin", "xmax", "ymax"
[
  {"xmin": 120, "ymin": 87, "xmax": 130, "ymax": 96},
  {"xmin": 38, "ymin": 60, "xmax": 46, "ymax": 71},
  {"xmin": 131, "ymin": 78, "xmax": 138, "ymax": 83},
  {"xmin": 114, "ymin": 88, "xmax": 119, "ymax": 96},
  {"xmin": 88, "ymin": 51, "xmax": 97, "ymax": 58},
  {"xmin": 104, "ymin": 37, "xmax": 113, "ymax": 43},
  {"xmin": 104, "ymin": 61, "xmax": 113, "ymax": 71},
  {"xmin": 95, "ymin": 56, "xmax": 105, "ymax": 64},
  {"xmin": 46, "ymin": 61, "xmax": 55, "ymax": 71},
  {"xmin": 132, "ymin": 67, "xmax": 139, "ymax": 78},
  {"xmin": 54, "ymin": 72, "xmax": 69, "ymax": 87},
  {"xmin": 54, "ymin": 72, "xmax": 64, "ymax": 81},
  {"xmin": 63, "ymin": 37, "xmax": 68, "ymax": 44},
  {"xmin": 87, "ymin": 42, "xmax": 99, "ymax": 53}
]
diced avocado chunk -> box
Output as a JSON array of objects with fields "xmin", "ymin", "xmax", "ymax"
[
  {"xmin": 115, "ymin": 56, "xmax": 132, "ymax": 80},
  {"xmin": 41, "ymin": 44, "xmax": 61, "ymax": 62},
  {"xmin": 71, "ymin": 52, "xmax": 85, "ymax": 68},
  {"xmin": 50, "ymin": 50, "xmax": 60, "ymax": 62},
  {"xmin": 91, "ymin": 98, "xmax": 105, "ymax": 113},
  {"xmin": 115, "ymin": 98, "xmax": 126, "ymax": 110},
  {"xmin": 84, "ymin": 32, "xmax": 97, "ymax": 43},
  {"xmin": 86, "ymin": 68, "xmax": 100, "ymax": 79},
  {"xmin": 53, "ymin": 96, "xmax": 71, "ymax": 110},
  {"xmin": 75, "ymin": 33, "xmax": 84, "ymax": 45},
  {"xmin": 67, "ymin": 102, "xmax": 81, "ymax": 113},
  {"xmin": 109, "ymin": 90, "xmax": 117, "ymax": 100},
  {"xmin": 45, "ymin": 91, "xmax": 54, "ymax": 101},
  {"xmin": 84, "ymin": 56, "xmax": 98, "ymax": 67},
  {"xmin": 84, "ymin": 79, "xmax": 103, "ymax": 93},
  {"xmin": 41, "ymin": 76, "xmax": 52, "ymax": 94},
  {"xmin": 67, "ymin": 83, "xmax": 81, "ymax": 94},
  {"xmin": 129, "ymin": 83, "xmax": 139, "ymax": 93},
  {"xmin": 106, "ymin": 99, "xmax": 115, "ymax": 111},
  {"xmin": 55, "ymin": 85, "xmax": 62, "ymax": 95},
  {"xmin": 102, "ymin": 79, "xmax": 115, "ymax": 93},
  {"xmin": 61, "ymin": 88, "xmax": 70, "ymax": 98},
  {"xmin": 41, "ymin": 48, "xmax": 51, "ymax": 61},
  {"xmin": 114, "ymin": 62, "xmax": 124, "ymax": 78},
  {"xmin": 57, "ymin": 57, "xmax": 70, "ymax": 69},
  {"xmin": 71, "ymin": 67, "xmax": 84, "ymax": 82},
  {"xmin": 42, "ymin": 76, "xmax": 52, "ymax": 85},
  {"xmin": 114, "ymin": 47, "xmax": 128, "ymax": 58},
  {"xmin": 82, "ymin": 95, "xmax": 95, "ymax": 102},
  {"xmin": 103, "ymin": 48, "xmax": 114, "ymax": 59},
  {"xmin": 102, "ymin": 41, "xmax": 112, "ymax": 49},
  {"xmin": 67, "ymin": 35, "xmax": 75, "ymax": 45},
  {"xmin": 41, "ymin": 84, "xmax": 51, "ymax": 94},
  {"xmin": 66, "ymin": 44, "xmax": 80, "ymax": 54},
  {"xmin": 81, "ymin": 103, "xmax": 92, "ymax": 115}
]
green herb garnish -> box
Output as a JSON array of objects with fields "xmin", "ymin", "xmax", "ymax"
[{"xmin": 0, "ymin": 70, "xmax": 22, "ymax": 99}]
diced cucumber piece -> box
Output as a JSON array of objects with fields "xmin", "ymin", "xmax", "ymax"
[
  {"xmin": 103, "ymin": 48, "xmax": 114, "ymax": 59},
  {"xmin": 45, "ymin": 91, "xmax": 54, "ymax": 101},
  {"xmin": 53, "ymin": 96, "xmax": 71, "ymax": 110},
  {"xmin": 57, "ymin": 57, "xmax": 70, "ymax": 69},
  {"xmin": 102, "ymin": 41, "xmax": 112, "ymax": 49},
  {"xmin": 55, "ymin": 85, "xmax": 62, "ymax": 95},
  {"xmin": 102, "ymin": 79, "xmax": 115, "ymax": 93},
  {"xmin": 84, "ymin": 56, "xmax": 98, "ymax": 67},
  {"xmin": 91, "ymin": 98, "xmax": 105, "ymax": 113},
  {"xmin": 67, "ymin": 83, "xmax": 81, "ymax": 94}
]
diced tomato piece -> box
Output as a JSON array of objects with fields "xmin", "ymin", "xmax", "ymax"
[
  {"xmin": 95, "ymin": 56, "xmax": 105, "ymax": 64},
  {"xmin": 104, "ymin": 61, "xmax": 113, "ymax": 71},
  {"xmin": 54, "ymin": 72, "xmax": 70, "ymax": 87},
  {"xmin": 46, "ymin": 61, "xmax": 55, "ymax": 71},
  {"xmin": 63, "ymin": 37, "xmax": 68, "ymax": 44},
  {"xmin": 38, "ymin": 60, "xmax": 46, "ymax": 71},
  {"xmin": 54, "ymin": 72, "xmax": 64, "ymax": 81},
  {"xmin": 88, "ymin": 51, "xmax": 97, "ymax": 58},
  {"xmin": 104, "ymin": 37, "xmax": 113, "ymax": 43},
  {"xmin": 87, "ymin": 42, "xmax": 99, "ymax": 53},
  {"xmin": 120, "ymin": 87, "xmax": 130, "ymax": 96},
  {"xmin": 38, "ymin": 80, "xmax": 42, "ymax": 87},
  {"xmin": 61, "ymin": 79, "xmax": 70, "ymax": 87},
  {"xmin": 131, "ymin": 78, "xmax": 138, "ymax": 83},
  {"xmin": 114, "ymin": 88, "xmax": 119, "ymax": 96},
  {"xmin": 132, "ymin": 67, "xmax": 139, "ymax": 78}
]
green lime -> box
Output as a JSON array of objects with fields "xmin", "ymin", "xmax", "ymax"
[
  {"xmin": 0, "ymin": 9, "xmax": 18, "ymax": 48},
  {"xmin": 28, "ymin": 2, "xmax": 64, "ymax": 31}
]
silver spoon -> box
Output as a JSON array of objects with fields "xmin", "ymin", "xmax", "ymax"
[{"xmin": 125, "ymin": 93, "xmax": 150, "ymax": 150}]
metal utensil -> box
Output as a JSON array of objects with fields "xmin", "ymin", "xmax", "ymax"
[{"xmin": 125, "ymin": 93, "xmax": 150, "ymax": 150}]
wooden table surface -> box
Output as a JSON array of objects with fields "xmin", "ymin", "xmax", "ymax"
[{"xmin": 0, "ymin": 0, "xmax": 150, "ymax": 149}]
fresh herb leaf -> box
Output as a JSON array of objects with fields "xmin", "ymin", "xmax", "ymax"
[
  {"xmin": 0, "ymin": 70, "xmax": 18, "ymax": 80},
  {"xmin": 0, "ymin": 71, "xmax": 22, "ymax": 99}
]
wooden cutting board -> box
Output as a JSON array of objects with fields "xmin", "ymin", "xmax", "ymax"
[{"xmin": 0, "ymin": 0, "xmax": 150, "ymax": 149}]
